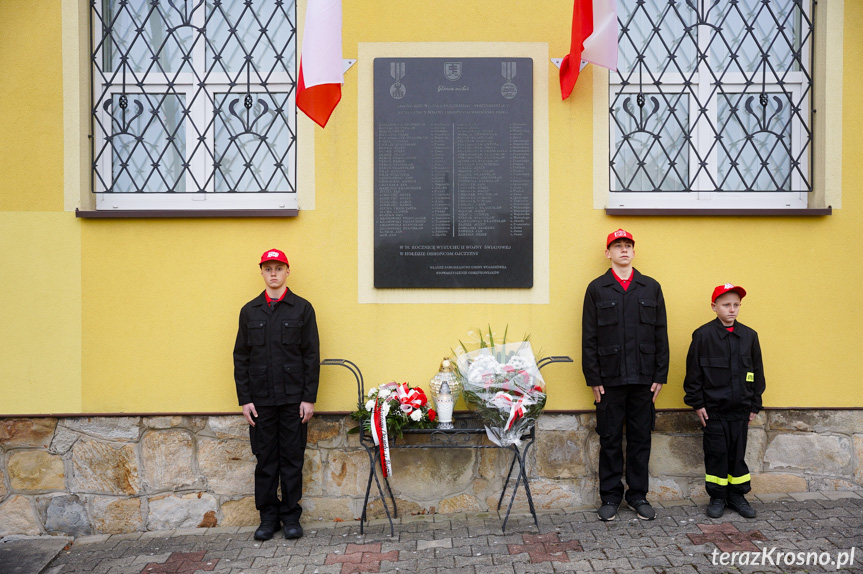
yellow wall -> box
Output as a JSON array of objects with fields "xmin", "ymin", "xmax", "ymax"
[
  {"xmin": 0, "ymin": 0, "xmax": 64, "ymax": 213},
  {"xmin": 0, "ymin": 0, "xmax": 82, "ymax": 414},
  {"xmin": 1, "ymin": 1, "xmax": 862, "ymax": 415}
]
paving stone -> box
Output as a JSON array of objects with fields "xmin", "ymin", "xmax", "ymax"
[
  {"xmin": 2, "ymin": 497, "xmax": 858, "ymax": 574},
  {"xmin": 238, "ymin": 546, "xmax": 277, "ymax": 559},
  {"xmin": 754, "ymin": 492, "xmax": 796, "ymax": 503},
  {"xmin": 589, "ymin": 556, "xmax": 630, "ymax": 570},
  {"xmin": 476, "ymin": 565, "xmax": 515, "ymax": 574},
  {"xmin": 417, "ymin": 538, "xmax": 452, "ymax": 550},
  {"xmin": 628, "ymin": 554, "xmax": 672, "ymax": 568},
  {"xmin": 822, "ymin": 490, "xmax": 862, "ymax": 500},
  {"xmin": 492, "ymin": 552, "xmax": 532, "ymax": 565},
  {"xmin": 659, "ymin": 567, "xmax": 698, "ymax": 574}
]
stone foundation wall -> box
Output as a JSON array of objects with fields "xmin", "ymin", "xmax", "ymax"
[{"xmin": 0, "ymin": 410, "xmax": 860, "ymax": 536}]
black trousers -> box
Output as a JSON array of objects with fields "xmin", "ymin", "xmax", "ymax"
[
  {"xmin": 250, "ymin": 403, "xmax": 307, "ymax": 524},
  {"xmin": 595, "ymin": 384, "xmax": 654, "ymax": 504},
  {"xmin": 702, "ymin": 417, "xmax": 751, "ymax": 499}
]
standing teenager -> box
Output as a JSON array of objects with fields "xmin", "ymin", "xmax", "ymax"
[
  {"xmin": 582, "ymin": 229, "xmax": 669, "ymax": 521},
  {"xmin": 234, "ymin": 249, "xmax": 320, "ymax": 540}
]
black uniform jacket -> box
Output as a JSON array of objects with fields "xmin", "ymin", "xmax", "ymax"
[
  {"xmin": 582, "ymin": 268, "xmax": 669, "ymax": 388},
  {"xmin": 683, "ymin": 318, "xmax": 765, "ymax": 419},
  {"xmin": 233, "ymin": 289, "xmax": 321, "ymax": 407}
]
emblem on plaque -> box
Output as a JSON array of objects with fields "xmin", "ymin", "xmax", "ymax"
[
  {"xmin": 390, "ymin": 62, "xmax": 406, "ymax": 99},
  {"xmin": 501, "ymin": 61, "xmax": 517, "ymax": 99},
  {"xmin": 444, "ymin": 62, "xmax": 462, "ymax": 81}
]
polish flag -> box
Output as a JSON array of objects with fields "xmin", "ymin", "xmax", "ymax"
[
  {"xmin": 559, "ymin": 0, "xmax": 593, "ymax": 100},
  {"xmin": 582, "ymin": 0, "xmax": 619, "ymax": 72},
  {"xmin": 560, "ymin": 0, "xmax": 619, "ymax": 100},
  {"xmin": 297, "ymin": 0, "xmax": 343, "ymax": 128}
]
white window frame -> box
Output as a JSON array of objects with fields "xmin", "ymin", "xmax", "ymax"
[
  {"xmin": 607, "ymin": 0, "xmax": 813, "ymax": 210},
  {"xmin": 91, "ymin": 0, "xmax": 298, "ymax": 211}
]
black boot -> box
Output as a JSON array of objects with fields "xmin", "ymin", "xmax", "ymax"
[
  {"xmin": 706, "ymin": 497, "xmax": 726, "ymax": 518},
  {"xmin": 254, "ymin": 520, "xmax": 281, "ymax": 540},
  {"xmin": 727, "ymin": 494, "xmax": 756, "ymax": 518}
]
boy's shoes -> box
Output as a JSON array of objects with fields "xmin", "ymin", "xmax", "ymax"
[
  {"xmin": 597, "ymin": 501, "xmax": 619, "ymax": 521},
  {"xmin": 706, "ymin": 497, "xmax": 726, "ymax": 518},
  {"xmin": 254, "ymin": 520, "xmax": 281, "ymax": 541},
  {"xmin": 727, "ymin": 493, "xmax": 757, "ymax": 518},
  {"xmin": 627, "ymin": 499, "xmax": 656, "ymax": 521},
  {"xmin": 283, "ymin": 523, "xmax": 304, "ymax": 539}
]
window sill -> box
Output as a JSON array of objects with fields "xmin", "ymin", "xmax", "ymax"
[
  {"xmin": 605, "ymin": 208, "xmax": 832, "ymax": 216},
  {"xmin": 76, "ymin": 208, "xmax": 299, "ymax": 219}
]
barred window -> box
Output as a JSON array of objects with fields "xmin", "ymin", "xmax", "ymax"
[
  {"xmin": 92, "ymin": 0, "xmax": 297, "ymax": 211},
  {"xmin": 609, "ymin": 0, "xmax": 813, "ymax": 209}
]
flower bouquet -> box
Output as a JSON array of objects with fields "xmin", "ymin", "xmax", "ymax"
[
  {"xmin": 350, "ymin": 382, "xmax": 437, "ymax": 476},
  {"xmin": 454, "ymin": 327, "xmax": 546, "ymax": 447}
]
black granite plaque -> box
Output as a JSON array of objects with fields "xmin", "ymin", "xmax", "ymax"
[{"xmin": 374, "ymin": 57, "xmax": 533, "ymax": 288}]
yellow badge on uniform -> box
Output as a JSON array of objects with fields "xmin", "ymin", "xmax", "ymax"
[{"xmin": 746, "ymin": 372, "xmax": 755, "ymax": 382}]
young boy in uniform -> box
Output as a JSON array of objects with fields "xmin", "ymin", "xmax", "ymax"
[
  {"xmin": 582, "ymin": 229, "xmax": 669, "ymax": 521},
  {"xmin": 683, "ymin": 284, "xmax": 765, "ymax": 519},
  {"xmin": 233, "ymin": 249, "xmax": 320, "ymax": 540}
]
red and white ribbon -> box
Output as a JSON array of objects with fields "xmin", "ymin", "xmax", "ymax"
[
  {"xmin": 370, "ymin": 398, "xmax": 392, "ymax": 477},
  {"xmin": 395, "ymin": 382, "xmax": 424, "ymax": 409},
  {"xmin": 492, "ymin": 391, "xmax": 526, "ymax": 431}
]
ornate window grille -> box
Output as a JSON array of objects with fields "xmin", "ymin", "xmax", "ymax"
[
  {"xmin": 610, "ymin": 0, "xmax": 813, "ymax": 207},
  {"xmin": 91, "ymin": 0, "xmax": 297, "ymax": 209}
]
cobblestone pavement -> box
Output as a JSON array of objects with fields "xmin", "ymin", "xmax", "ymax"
[{"xmin": 44, "ymin": 492, "xmax": 863, "ymax": 574}]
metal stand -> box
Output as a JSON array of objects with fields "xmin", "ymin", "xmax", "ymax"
[{"xmin": 323, "ymin": 355, "xmax": 573, "ymax": 536}]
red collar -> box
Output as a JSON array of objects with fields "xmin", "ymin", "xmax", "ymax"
[
  {"xmin": 265, "ymin": 289, "xmax": 288, "ymax": 304},
  {"xmin": 611, "ymin": 269, "xmax": 633, "ymax": 291}
]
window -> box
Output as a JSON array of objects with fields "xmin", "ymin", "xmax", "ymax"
[
  {"xmin": 91, "ymin": 0, "xmax": 297, "ymax": 211},
  {"xmin": 609, "ymin": 0, "xmax": 813, "ymax": 209}
]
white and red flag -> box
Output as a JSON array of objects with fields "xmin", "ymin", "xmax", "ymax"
[
  {"xmin": 559, "ymin": 0, "xmax": 593, "ymax": 100},
  {"xmin": 297, "ymin": 0, "xmax": 343, "ymax": 128},
  {"xmin": 559, "ymin": 0, "xmax": 619, "ymax": 100},
  {"xmin": 582, "ymin": 0, "xmax": 619, "ymax": 72}
]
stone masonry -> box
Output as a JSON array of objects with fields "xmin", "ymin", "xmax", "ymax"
[{"xmin": 0, "ymin": 410, "xmax": 860, "ymax": 536}]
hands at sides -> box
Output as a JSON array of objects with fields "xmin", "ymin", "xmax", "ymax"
[
  {"xmin": 696, "ymin": 407, "xmax": 708, "ymax": 427},
  {"xmin": 651, "ymin": 382, "xmax": 663, "ymax": 403},
  {"xmin": 242, "ymin": 403, "xmax": 258, "ymax": 426},
  {"xmin": 300, "ymin": 401, "xmax": 315, "ymax": 423},
  {"xmin": 593, "ymin": 383, "xmax": 663, "ymax": 404},
  {"xmin": 243, "ymin": 402, "xmax": 315, "ymax": 425}
]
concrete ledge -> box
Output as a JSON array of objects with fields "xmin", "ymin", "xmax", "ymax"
[
  {"xmin": 0, "ymin": 536, "xmax": 72, "ymax": 574},
  {"xmin": 790, "ymin": 491, "xmax": 829, "ymax": 501},
  {"xmin": 753, "ymin": 492, "xmax": 796, "ymax": 503},
  {"xmin": 822, "ymin": 490, "xmax": 863, "ymax": 500}
]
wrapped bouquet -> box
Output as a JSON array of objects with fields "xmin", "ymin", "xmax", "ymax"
[
  {"xmin": 350, "ymin": 381, "xmax": 437, "ymax": 476},
  {"xmin": 454, "ymin": 328, "xmax": 546, "ymax": 446}
]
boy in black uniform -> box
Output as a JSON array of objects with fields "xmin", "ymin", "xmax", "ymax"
[
  {"xmin": 582, "ymin": 229, "xmax": 669, "ymax": 521},
  {"xmin": 234, "ymin": 249, "xmax": 320, "ymax": 540},
  {"xmin": 683, "ymin": 284, "xmax": 765, "ymax": 519}
]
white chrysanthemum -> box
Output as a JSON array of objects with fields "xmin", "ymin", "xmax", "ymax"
[
  {"xmin": 367, "ymin": 387, "xmax": 377, "ymax": 398},
  {"xmin": 409, "ymin": 409, "xmax": 422, "ymax": 421},
  {"xmin": 467, "ymin": 354, "xmax": 501, "ymax": 377},
  {"xmin": 506, "ymin": 355, "xmax": 532, "ymax": 371},
  {"xmin": 378, "ymin": 388, "xmax": 391, "ymax": 400},
  {"xmin": 365, "ymin": 399, "xmax": 375, "ymax": 412}
]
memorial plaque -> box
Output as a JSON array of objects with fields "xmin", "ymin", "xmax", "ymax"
[{"xmin": 374, "ymin": 57, "xmax": 533, "ymax": 288}]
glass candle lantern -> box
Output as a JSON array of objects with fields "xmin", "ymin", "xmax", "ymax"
[{"xmin": 430, "ymin": 357, "xmax": 461, "ymax": 429}]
